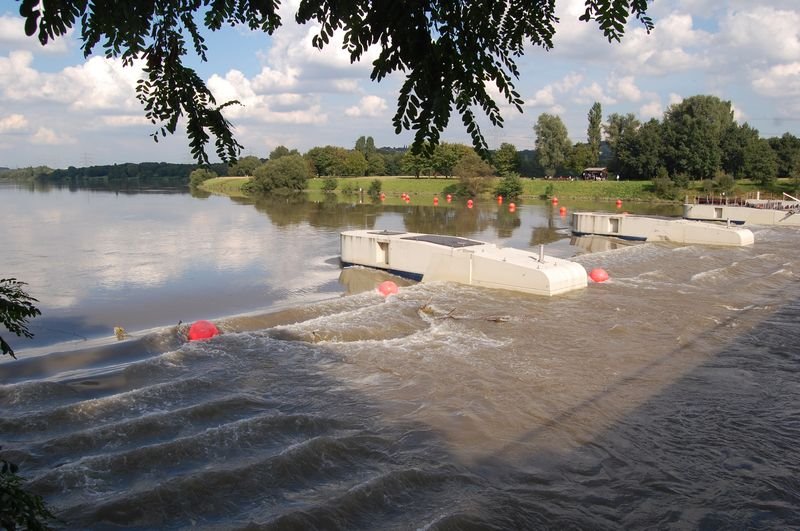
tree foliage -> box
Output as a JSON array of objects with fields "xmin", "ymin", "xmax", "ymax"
[
  {"xmin": 18, "ymin": 0, "xmax": 652, "ymax": 162},
  {"xmin": 495, "ymin": 173, "xmax": 524, "ymax": 200},
  {"xmin": 245, "ymin": 154, "xmax": 310, "ymax": 194},
  {"xmin": 228, "ymin": 155, "xmax": 263, "ymax": 176},
  {"xmin": 189, "ymin": 167, "xmax": 217, "ymax": 187},
  {"xmin": 604, "ymin": 112, "xmax": 640, "ymax": 173},
  {"xmin": 661, "ymin": 95, "xmax": 736, "ymax": 180},
  {"xmin": 742, "ymin": 138, "xmax": 779, "ymax": 187},
  {"xmin": 534, "ymin": 114, "xmax": 572, "ymax": 176},
  {"xmin": 453, "ymin": 150, "xmax": 494, "ymax": 197},
  {"xmin": 492, "ymin": 142, "xmax": 519, "ymax": 177},
  {"xmin": 1, "ymin": 453, "xmax": 57, "ymax": 530},
  {"xmin": 587, "ymin": 102, "xmax": 602, "ymax": 166},
  {"xmin": 1, "ymin": 278, "xmax": 41, "ymax": 359}
]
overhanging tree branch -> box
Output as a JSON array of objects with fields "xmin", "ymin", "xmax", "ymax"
[{"xmin": 18, "ymin": 0, "xmax": 653, "ymax": 162}]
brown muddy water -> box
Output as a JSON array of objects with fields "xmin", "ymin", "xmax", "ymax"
[{"xmin": 1, "ymin": 183, "xmax": 798, "ymax": 529}]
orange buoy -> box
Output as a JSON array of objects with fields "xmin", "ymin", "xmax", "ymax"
[
  {"xmin": 433, "ymin": 196, "xmax": 439, "ymax": 205},
  {"xmin": 188, "ymin": 320, "xmax": 219, "ymax": 341},
  {"xmin": 377, "ymin": 280, "xmax": 399, "ymax": 296},
  {"xmin": 589, "ymin": 268, "xmax": 609, "ymax": 283},
  {"xmin": 467, "ymin": 199, "xmax": 474, "ymax": 209},
  {"xmin": 616, "ymin": 199, "xmax": 623, "ymax": 208},
  {"xmin": 552, "ymin": 196, "xmax": 558, "ymax": 205},
  {"xmin": 380, "ymin": 192, "xmax": 385, "ymax": 201},
  {"xmin": 509, "ymin": 202, "xmax": 516, "ymax": 212},
  {"xmin": 559, "ymin": 206, "xmax": 567, "ymax": 216},
  {"xmin": 497, "ymin": 195, "xmax": 503, "ymax": 205},
  {"xmin": 446, "ymin": 194, "xmax": 452, "ymax": 203}
]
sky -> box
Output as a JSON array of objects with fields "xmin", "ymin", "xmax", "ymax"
[{"xmin": 1, "ymin": 0, "xmax": 799, "ymax": 169}]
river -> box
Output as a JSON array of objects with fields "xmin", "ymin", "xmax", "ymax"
[{"xmin": 1, "ymin": 182, "xmax": 798, "ymax": 529}]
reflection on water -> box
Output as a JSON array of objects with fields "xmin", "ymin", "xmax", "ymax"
[{"xmin": 1, "ymin": 183, "xmax": 668, "ymax": 350}]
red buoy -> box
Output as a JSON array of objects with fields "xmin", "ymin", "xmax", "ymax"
[
  {"xmin": 552, "ymin": 196, "xmax": 558, "ymax": 205},
  {"xmin": 467, "ymin": 199, "xmax": 474, "ymax": 209},
  {"xmin": 497, "ymin": 195, "xmax": 503, "ymax": 205},
  {"xmin": 559, "ymin": 206, "xmax": 567, "ymax": 216},
  {"xmin": 589, "ymin": 268, "xmax": 609, "ymax": 283},
  {"xmin": 616, "ymin": 199, "xmax": 623, "ymax": 208},
  {"xmin": 446, "ymin": 194, "xmax": 452, "ymax": 203},
  {"xmin": 188, "ymin": 320, "xmax": 219, "ymax": 341},
  {"xmin": 380, "ymin": 192, "xmax": 385, "ymax": 201},
  {"xmin": 509, "ymin": 202, "xmax": 516, "ymax": 212},
  {"xmin": 433, "ymin": 196, "xmax": 439, "ymax": 205},
  {"xmin": 378, "ymin": 280, "xmax": 399, "ymax": 296}
]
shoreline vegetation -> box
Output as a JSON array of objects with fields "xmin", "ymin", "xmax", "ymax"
[{"xmin": 199, "ymin": 175, "xmax": 794, "ymax": 204}]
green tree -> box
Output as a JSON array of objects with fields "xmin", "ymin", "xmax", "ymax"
[
  {"xmin": 495, "ymin": 173, "xmax": 524, "ymax": 200},
  {"xmin": 19, "ymin": 0, "xmax": 652, "ymax": 162},
  {"xmin": 616, "ymin": 118, "xmax": 663, "ymax": 180},
  {"xmin": 493, "ymin": 143, "xmax": 519, "ymax": 177},
  {"xmin": 721, "ymin": 123, "xmax": 760, "ymax": 178},
  {"xmin": 228, "ymin": 155, "xmax": 263, "ymax": 176},
  {"xmin": 305, "ymin": 146, "xmax": 343, "ymax": 176},
  {"xmin": 566, "ymin": 143, "xmax": 594, "ymax": 176},
  {"xmin": 431, "ymin": 143, "xmax": 471, "ymax": 178},
  {"xmin": 269, "ymin": 145, "xmax": 298, "ymax": 160},
  {"xmin": 401, "ymin": 150, "xmax": 432, "ymax": 178},
  {"xmin": 742, "ymin": 139, "xmax": 779, "ymax": 187},
  {"xmin": 603, "ymin": 112, "xmax": 640, "ymax": 173},
  {"xmin": 334, "ymin": 151, "xmax": 369, "ymax": 176},
  {"xmin": 587, "ymin": 102, "xmax": 602, "ymax": 166},
  {"xmin": 246, "ymin": 154, "xmax": 310, "ymax": 194},
  {"xmin": 534, "ymin": 114, "xmax": 572, "ymax": 176},
  {"xmin": 189, "ymin": 167, "xmax": 218, "ymax": 187},
  {"xmin": 768, "ymin": 133, "xmax": 800, "ymax": 178},
  {"xmin": 661, "ymin": 95, "xmax": 736, "ymax": 180},
  {"xmin": 354, "ymin": 136, "xmax": 377, "ymax": 157},
  {"xmin": 453, "ymin": 150, "xmax": 495, "ymax": 197},
  {"xmin": 366, "ymin": 153, "xmax": 386, "ymax": 176}
]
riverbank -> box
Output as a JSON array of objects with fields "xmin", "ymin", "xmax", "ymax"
[{"xmin": 201, "ymin": 175, "xmax": 795, "ymax": 203}]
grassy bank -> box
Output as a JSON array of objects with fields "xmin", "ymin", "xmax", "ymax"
[{"xmin": 202, "ymin": 175, "xmax": 796, "ymax": 203}]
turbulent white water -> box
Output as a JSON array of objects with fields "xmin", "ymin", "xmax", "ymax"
[{"xmin": 2, "ymin": 185, "xmax": 799, "ymax": 529}]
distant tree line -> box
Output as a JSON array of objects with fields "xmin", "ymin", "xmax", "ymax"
[
  {"xmin": 532, "ymin": 94, "xmax": 800, "ymax": 198},
  {"xmin": 4, "ymin": 94, "xmax": 799, "ymax": 199}
]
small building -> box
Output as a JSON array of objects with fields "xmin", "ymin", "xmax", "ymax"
[{"xmin": 582, "ymin": 167, "xmax": 608, "ymax": 181}]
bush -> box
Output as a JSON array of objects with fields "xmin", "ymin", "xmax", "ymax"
[
  {"xmin": 1, "ymin": 454, "xmax": 57, "ymax": 529},
  {"xmin": 652, "ymin": 175, "xmax": 679, "ymax": 200},
  {"xmin": 189, "ymin": 168, "xmax": 217, "ymax": 188},
  {"xmin": 495, "ymin": 173, "xmax": 524, "ymax": 200},
  {"xmin": 321, "ymin": 177, "xmax": 338, "ymax": 193},
  {"xmin": 340, "ymin": 183, "xmax": 356, "ymax": 196},
  {"xmin": 244, "ymin": 154, "xmax": 310, "ymax": 195},
  {"xmin": 542, "ymin": 183, "xmax": 555, "ymax": 199},
  {"xmin": 367, "ymin": 179, "xmax": 382, "ymax": 199}
]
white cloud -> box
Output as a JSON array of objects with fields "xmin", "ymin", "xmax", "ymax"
[
  {"xmin": 639, "ymin": 101, "xmax": 663, "ymax": 120},
  {"xmin": 0, "ymin": 113, "xmax": 28, "ymax": 132},
  {"xmin": 0, "ymin": 15, "xmax": 70, "ymax": 53},
  {"xmin": 345, "ymin": 95, "xmax": 387, "ymax": 118},
  {"xmin": 752, "ymin": 62, "xmax": 800, "ymax": 97},
  {"xmin": 31, "ymin": 127, "xmax": 74, "ymax": 145},
  {"xmin": 578, "ymin": 82, "xmax": 616, "ymax": 105},
  {"xmin": 612, "ymin": 76, "xmax": 643, "ymax": 102},
  {"xmin": 717, "ymin": 7, "xmax": 800, "ymax": 63}
]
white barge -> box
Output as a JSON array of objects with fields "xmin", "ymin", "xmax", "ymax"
[
  {"xmin": 571, "ymin": 212, "xmax": 754, "ymax": 246},
  {"xmin": 340, "ymin": 230, "xmax": 587, "ymax": 296},
  {"xmin": 683, "ymin": 194, "xmax": 800, "ymax": 227}
]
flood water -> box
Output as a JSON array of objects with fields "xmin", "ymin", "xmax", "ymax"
[{"xmin": 1, "ymin": 182, "xmax": 798, "ymax": 529}]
